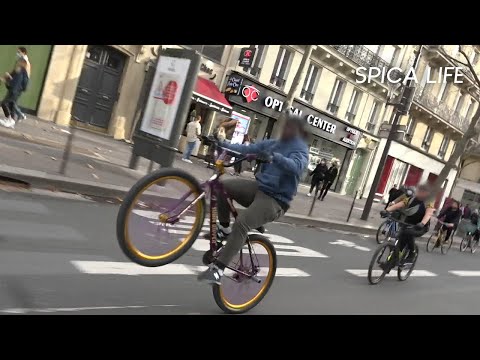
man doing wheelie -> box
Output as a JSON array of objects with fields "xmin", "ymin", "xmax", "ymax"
[
  {"xmin": 380, "ymin": 183, "xmax": 435, "ymax": 265},
  {"xmin": 198, "ymin": 111, "xmax": 309, "ymax": 285}
]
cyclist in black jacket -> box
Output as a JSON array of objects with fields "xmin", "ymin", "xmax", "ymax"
[{"xmin": 437, "ymin": 200, "xmax": 462, "ymax": 242}]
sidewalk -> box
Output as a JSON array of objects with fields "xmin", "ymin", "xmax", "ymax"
[{"xmin": 0, "ymin": 115, "xmax": 384, "ymax": 234}]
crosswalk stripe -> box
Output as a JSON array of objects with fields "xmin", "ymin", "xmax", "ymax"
[
  {"xmin": 449, "ymin": 271, "xmax": 480, "ymax": 277},
  {"xmin": 345, "ymin": 269, "xmax": 437, "ymax": 277},
  {"xmin": 71, "ymin": 261, "xmax": 310, "ymax": 277}
]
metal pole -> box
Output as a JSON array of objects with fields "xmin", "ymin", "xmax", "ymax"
[
  {"xmin": 346, "ymin": 190, "xmax": 359, "ymax": 223},
  {"xmin": 147, "ymin": 160, "xmax": 154, "ymax": 173},
  {"xmin": 59, "ymin": 126, "xmax": 75, "ymax": 175},
  {"xmin": 361, "ymin": 46, "xmax": 423, "ymax": 221}
]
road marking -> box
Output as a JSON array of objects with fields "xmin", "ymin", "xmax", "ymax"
[
  {"xmin": 449, "ymin": 271, "xmax": 480, "ymax": 277},
  {"xmin": 0, "ymin": 304, "xmax": 179, "ymax": 314},
  {"xmin": 329, "ymin": 239, "xmax": 371, "ymax": 252},
  {"xmin": 345, "ymin": 269, "xmax": 437, "ymax": 277},
  {"xmin": 71, "ymin": 261, "xmax": 310, "ymax": 277}
]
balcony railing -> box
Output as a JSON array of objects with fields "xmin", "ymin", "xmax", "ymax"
[
  {"xmin": 414, "ymin": 86, "xmax": 469, "ymax": 132},
  {"xmin": 330, "ymin": 45, "xmax": 404, "ymax": 81}
]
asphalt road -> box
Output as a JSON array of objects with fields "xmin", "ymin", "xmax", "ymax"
[{"xmin": 1, "ymin": 189, "xmax": 480, "ymax": 315}]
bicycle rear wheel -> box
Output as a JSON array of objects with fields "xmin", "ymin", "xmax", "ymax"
[
  {"xmin": 116, "ymin": 169, "xmax": 206, "ymax": 267},
  {"xmin": 460, "ymin": 234, "xmax": 470, "ymax": 252},
  {"xmin": 368, "ymin": 242, "xmax": 395, "ymax": 285},
  {"xmin": 426, "ymin": 233, "xmax": 438, "ymax": 252},
  {"xmin": 472, "ymin": 238, "xmax": 479, "ymax": 254},
  {"xmin": 212, "ymin": 235, "xmax": 276, "ymax": 314},
  {"xmin": 376, "ymin": 220, "xmax": 389, "ymax": 244},
  {"xmin": 441, "ymin": 233, "xmax": 453, "ymax": 254},
  {"xmin": 398, "ymin": 244, "xmax": 419, "ymax": 281}
]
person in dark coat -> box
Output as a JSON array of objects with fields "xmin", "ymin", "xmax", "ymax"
[
  {"xmin": 437, "ymin": 200, "xmax": 462, "ymax": 242},
  {"xmin": 307, "ymin": 158, "xmax": 328, "ymax": 196},
  {"xmin": 0, "ymin": 59, "xmax": 29, "ymax": 129},
  {"xmin": 385, "ymin": 184, "xmax": 404, "ymax": 209},
  {"xmin": 318, "ymin": 160, "xmax": 339, "ymax": 201}
]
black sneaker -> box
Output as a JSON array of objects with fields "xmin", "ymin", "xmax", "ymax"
[
  {"xmin": 202, "ymin": 224, "xmax": 231, "ymax": 241},
  {"xmin": 197, "ymin": 263, "xmax": 223, "ymax": 285}
]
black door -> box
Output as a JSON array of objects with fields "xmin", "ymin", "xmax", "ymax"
[{"xmin": 72, "ymin": 45, "xmax": 126, "ymax": 129}]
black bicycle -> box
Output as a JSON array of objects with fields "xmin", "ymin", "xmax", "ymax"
[
  {"xmin": 368, "ymin": 213, "xmax": 419, "ymax": 285},
  {"xmin": 459, "ymin": 220, "xmax": 479, "ymax": 253}
]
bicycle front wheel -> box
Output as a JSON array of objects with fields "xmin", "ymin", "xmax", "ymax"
[
  {"xmin": 472, "ymin": 237, "xmax": 479, "ymax": 254},
  {"xmin": 376, "ymin": 221, "xmax": 390, "ymax": 244},
  {"xmin": 398, "ymin": 244, "xmax": 418, "ymax": 281},
  {"xmin": 116, "ymin": 169, "xmax": 206, "ymax": 267},
  {"xmin": 426, "ymin": 233, "xmax": 438, "ymax": 253},
  {"xmin": 441, "ymin": 233, "xmax": 453, "ymax": 255},
  {"xmin": 368, "ymin": 242, "xmax": 396, "ymax": 285},
  {"xmin": 212, "ymin": 235, "xmax": 277, "ymax": 314},
  {"xmin": 460, "ymin": 235, "xmax": 470, "ymax": 252}
]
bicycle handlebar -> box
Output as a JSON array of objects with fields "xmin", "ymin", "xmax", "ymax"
[
  {"xmin": 382, "ymin": 212, "xmax": 415, "ymax": 228},
  {"xmin": 210, "ymin": 139, "xmax": 271, "ymax": 168}
]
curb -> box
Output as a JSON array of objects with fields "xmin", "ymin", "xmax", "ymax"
[{"xmin": 0, "ymin": 163, "xmax": 384, "ymax": 235}]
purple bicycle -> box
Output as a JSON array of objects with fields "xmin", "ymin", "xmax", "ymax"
[{"xmin": 116, "ymin": 143, "xmax": 276, "ymax": 314}]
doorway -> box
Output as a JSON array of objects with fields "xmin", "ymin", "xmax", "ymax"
[{"xmin": 72, "ymin": 45, "xmax": 126, "ymax": 129}]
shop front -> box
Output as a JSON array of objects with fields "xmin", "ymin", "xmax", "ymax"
[
  {"xmin": 224, "ymin": 72, "xmax": 363, "ymax": 189},
  {"xmin": 178, "ymin": 76, "xmax": 232, "ymax": 157}
]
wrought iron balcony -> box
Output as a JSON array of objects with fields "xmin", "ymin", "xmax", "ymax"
[
  {"xmin": 330, "ymin": 45, "xmax": 404, "ymax": 81},
  {"xmin": 414, "ymin": 86, "xmax": 469, "ymax": 132}
]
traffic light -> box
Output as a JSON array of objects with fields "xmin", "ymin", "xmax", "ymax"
[{"xmin": 397, "ymin": 86, "xmax": 415, "ymax": 115}]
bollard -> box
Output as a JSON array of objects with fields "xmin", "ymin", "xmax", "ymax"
[
  {"xmin": 346, "ymin": 190, "xmax": 359, "ymax": 223},
  {"xmin": 59, "ymin": 126, "xmax": 75, "ymax": 175},
  {"xmin": 308, "ymin": 186, "xmax": 321, "ymax": 217}
]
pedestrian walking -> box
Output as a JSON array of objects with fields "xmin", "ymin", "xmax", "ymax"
[
  {"xmin": 182, "ymin": 115, "xmax": 201, "ymax": 163},
  {"xmin": 385, "ymin": 184, "xmax": 403, "ymax": 209},
  {"xmin": 318, "ymin": 160, "xmax": 339, "ymax": 201},
  {"xmin": 0, "ymin": 59, "xmax": 29, "ymax": 129},
  {"xmin": 2, "ymin": 47, "xmax": 30, "ymax": 122},
  {"xmin": 307, "ymin": 158, "xmax": 328, "ymax": 196}
]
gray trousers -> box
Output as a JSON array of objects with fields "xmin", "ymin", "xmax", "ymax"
[{"xmin": 217, "ymin": 178, "xmax": 284, "ymax": 266}]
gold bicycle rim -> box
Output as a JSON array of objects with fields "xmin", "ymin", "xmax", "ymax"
[
  {"xmin": 124, "ymin": 176, "xmax": 203, "ymax": 261},
  {"xmin": 219, "ymin": 239, "xmax": 274, "ymax": 311}
]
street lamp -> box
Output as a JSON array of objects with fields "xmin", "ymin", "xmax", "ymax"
[{"xmin": 361, "ymin": 45, "xmax": 423, "ymax": 221}]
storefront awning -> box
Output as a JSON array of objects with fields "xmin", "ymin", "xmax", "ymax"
[{"xmin": 192, "ymin": 77, "xmax": 232, "ymax": 115}]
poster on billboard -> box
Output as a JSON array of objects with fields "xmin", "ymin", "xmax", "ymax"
[
  {"xmin": 230, "ymin": 111, "xmax": 251, "ymax": 145},
  {"xmin": 140, "ymin": 56, "xmax": 191, "ymax": 140}
]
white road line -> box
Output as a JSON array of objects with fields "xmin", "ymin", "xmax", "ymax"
[
  {"xmin": 329, "ymin": 239, "xmax": 371, "ymax": 252},
  {"xmin": 71, "ymin": 261, "xmax": 310, "ymax": 277},
  {"xmin": 449, "ymin": 271, "xmax": 480, "ymax": 277},
  {"xmin": 0, "ymin": 304, "xmax": 179, "ymax": 314},
  {"xmin": 345, "ymin": 269, "xmax": 437, "ymax": 277}
]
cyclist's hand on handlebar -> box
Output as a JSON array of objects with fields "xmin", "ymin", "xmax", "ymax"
[
  {"xmin": 256, "ymin": 151, "xmax": 273, "ymax": 164},
  {"xmin": 447, "ymin": 223, "xmax": 454, "ymax": 228},
  {"xmin": 380, "ymin": 210, "xmax": 389, "ymax": 218}
]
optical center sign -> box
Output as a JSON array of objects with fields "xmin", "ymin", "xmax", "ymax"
[{"xmin": 225, "ymin": 73, "xmax": 362, "ymax": 149}]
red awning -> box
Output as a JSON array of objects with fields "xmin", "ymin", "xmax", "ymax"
[{"xmin": 192, "ymin": 77, "xmax": 232, "ymax": 110}]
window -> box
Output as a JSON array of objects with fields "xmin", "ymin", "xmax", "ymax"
[
  {"xmin": 300, "ymin": 63, "xmax": 320, "ymax": 102},
  {"xmin": 270, "ymin": 47, "xmax": 292, "ymax": 89},
  {"xmin": 390, "ymin": 46, "xmax": 401, "ymax": 67},
  {"xmin": 422, "ymin": 127, "xmax": 433, "ymax": 151},
  {"xmin": 326, "ymin": 78, "xmax": 346, "ymax": 115},
  {"xmin": 345, "ymin": 89, "xmax": 362, "ymax": 122},
  {"xmin": 366, "ymin": 100, "xmax": 381, "ymax": 132},
  {"xmin": 437, "ymin": 82, "xmax": 450, "ymax": 102},
  {"xmin": 466, "ymin": 100, "xmax": 475, "ymax": 120},
  {"xmin": 183, "ymin": 45, "xmax": 225, "ymax": 63},
  {"xmin": 405, "ymin": 116, "xmax": 417, "ymax": 143},
  {"xmin": 247, "ymin": 45, "xmax": 267, "ymax": 77},
  {"xmin": 438, "ymin": 135, "xmax": 450, "ymax": 159},
  {"xmin": 455, "ymin": 93, "xmax": 466, "ymax": 113}
]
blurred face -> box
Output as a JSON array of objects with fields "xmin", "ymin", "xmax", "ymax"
[
  {"xmin": 281, "ymin": 120, "xmax": 298, "ymax": 140},
  {"xmin": 416, "ymin": 187, "xmax": 430, "ymax": 200},
  {"xmin": 15, "ymin": 66, "xmax": 22, "ymax": 73},
  {"xmin": 451, "ymin": 201, "xmax": 459, "ymax": 210},
  {"xmin": 321, "ymin": 160, "xmax": 326, "ymax": 165}
]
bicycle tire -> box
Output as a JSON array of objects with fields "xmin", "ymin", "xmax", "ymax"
[
  {"xmin": 426, "ymin": 233, "xmax": 438, "ymax": 253},
  {"xmin": 368, "ymin": 242, "xmax": 395, "ymax": 285},
  {"xmin": 116, "ymin": 168, "xmax": 206, "ymax": 267},
  {"xmin": 441, "ymin": 233, "xmax": 453, "ymax": 255},
  {"xmin": 460, "ymin": 235, "xmax": 469, "ymax": 252},
  {"xmin": 212, "ymin": 234, "xmax": 276, "ymax": 314},
  {"xmin": 398, "ymin": 244, "xmax": 419, "ymax": 281},
  {"xmin": 472, "ymin": 238, "xmax": 479, "ymax": 254},
  {"xmin": 376, "ymin": 220, "xmax": 389, "ymax": 244}
]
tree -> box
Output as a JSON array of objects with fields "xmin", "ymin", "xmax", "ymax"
[
  {"xmin": 271, "ymin": 45, "xmax": 315, "ymax": 139},
  {"xmin": 429, "ymin": 46, "xmax": 480, "ymax": 202}
]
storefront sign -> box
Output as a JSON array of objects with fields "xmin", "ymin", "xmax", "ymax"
[
  {"xmin": 225, "ymin": 74, "xmax": 244, "ymax": 95},
  {"xmin": 140, "ymin": 56, "xmax": 191, "ymax": 140},
  {"xmin": 191, "ymin": 95, "xmax": 231, "ymax": 115},
  {"xmin": 239, "ymin": 48, "xmax": 256, "ymax": 68},
  {"xmin": 225, "ymin": 73, "xmax": 363, "ymax": 149},
  {"xmin": 200, "ymin": 63, "xmax": 213, "ymax": 75}
]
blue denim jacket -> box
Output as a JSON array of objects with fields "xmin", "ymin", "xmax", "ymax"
[{"xmin": 221, "ymin": 137, "xmax": 309, "ymax": 205}]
